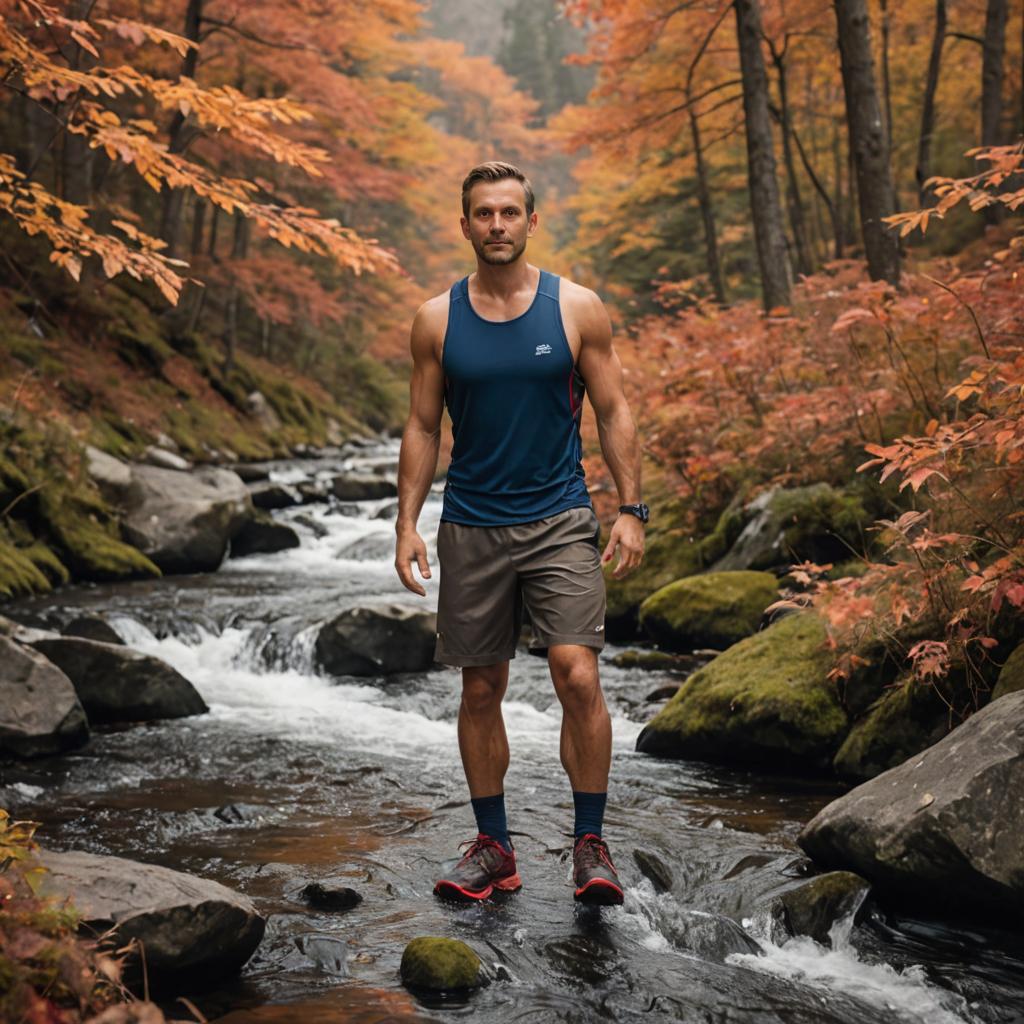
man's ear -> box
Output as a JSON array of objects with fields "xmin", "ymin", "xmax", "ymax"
[
  {"xmin": 527, "ymin": 211, "xmax": 538, "ymax": 237},
  {"xmin": 459, "ymin": 215, "xmax": 471, "ymax": 240}
]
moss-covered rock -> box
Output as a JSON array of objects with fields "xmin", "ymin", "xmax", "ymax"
[
  {"xmin": 0, "ymin": 538, "xmax": 52, "ymax": 599},
  {"xmin": 400, "ymin": 937, "xmax": 481, "ymax": 992},
  {"xmin": 636, "ymin": 611, "xmax": 848, "ymax": 771},
  {"xmin": 638, "ymin": 570, "xmax": 779, "ymax": 652},
  {"xmin": 833, "ymin": 672, "xmax": 965, "ymax": 781},
  {"xmin": 992, "ymin": 644, "xmax": 1024, "ymax": 701},
  {"xmin": 710, "ymin": 483, "xmax": 873, "ymax": 573}
]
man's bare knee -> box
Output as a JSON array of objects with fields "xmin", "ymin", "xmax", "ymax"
[
  {"xmin": 549, "ymin": 646, "xmax": 601, "ymax": 710},
  {"xmin": 461, "ymin": 663, "xmax": 508, "ymax": 715}
]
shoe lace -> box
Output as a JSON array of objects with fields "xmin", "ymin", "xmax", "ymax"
[
  {"xmin": 574, "ymin": 834, "xmax": 616, "ymax": 871},
  {"xmin": 457, "ymin": 833, "xmax": 506, "ymax": 865}
]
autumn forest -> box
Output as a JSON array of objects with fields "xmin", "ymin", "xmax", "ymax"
[{"xmin": 2, "ymin": 0, "xmax": 1024, "ymax": 1021}]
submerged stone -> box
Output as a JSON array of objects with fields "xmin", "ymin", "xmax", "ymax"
[{"xmin": 400, "ymin": 936, "xmax": 481, "ymax": 991}]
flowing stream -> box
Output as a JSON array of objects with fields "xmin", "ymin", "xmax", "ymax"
[{"xmin": 3, "ymin": 441, "xmax": 1023, "ymax": 1024}]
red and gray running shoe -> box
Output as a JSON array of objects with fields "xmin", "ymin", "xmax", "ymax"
[
  {"xmin": 572, "ymin": 833, "xmax": 624, "ymax": 905},
  {"xmin": 434, "ymin": 834, "xmax": 522, "ymax": 902}
]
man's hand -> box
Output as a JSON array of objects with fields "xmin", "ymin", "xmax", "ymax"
[
  {"xmin": 395, "ymin": 527, "xmax": 432, "ymax": 596},
  {"xmin": 601, "ymin": 514, "xmax": 645, "ymax": 579}
]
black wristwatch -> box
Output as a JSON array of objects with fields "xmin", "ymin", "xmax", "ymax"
[{"xmin": 619, "ymin": 502, "xmax": 649, "ymax": 524}]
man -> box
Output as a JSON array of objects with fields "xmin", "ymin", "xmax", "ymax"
[{"xmin": 394, "ymin": 160, "xmax": 647, "ymax": 906}]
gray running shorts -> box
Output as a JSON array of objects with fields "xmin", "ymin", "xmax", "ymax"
[{"xmin": 434, "ymin": 505, "xmax": 607, "ymax": 667}]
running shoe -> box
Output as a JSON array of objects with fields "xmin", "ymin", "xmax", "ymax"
[
  {"xmin": 572, "ymin": 833, "xmax": 624, "ymax": 905},
  {"xmin": 434, "ymin": 834, "xmax": 522, "ymax": 901}
]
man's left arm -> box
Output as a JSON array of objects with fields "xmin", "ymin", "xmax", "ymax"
[{"xmin": 573, "ymin": 286, "xmax": 644, "ymax": 579}]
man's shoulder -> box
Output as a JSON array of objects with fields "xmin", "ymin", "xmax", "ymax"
[
  {"xmin": 414, "ymin": 288, "xmax": 452, "ymax": 329},
  {"xmin": 553, "ymin": 274, "xmax": 603, "ymax": 312}
]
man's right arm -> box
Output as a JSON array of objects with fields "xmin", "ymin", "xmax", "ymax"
[{"xmin": 394, "ymin": 295, "xmax": 447, "ymax": 597}]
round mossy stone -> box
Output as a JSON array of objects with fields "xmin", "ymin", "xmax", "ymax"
[
  {"xmin": 992, "ymin": 644, "xmax": 1024, "ymax": 701},
  {"xmin": 400, "ymin": 937, "xmax": 481, "ymax": 991},
  {"xmin": 638, "ymin": 570, "xmax": 779, "ymax": 652},
  {"xmin": 636, "ymin": 611, "xmax": 848, "ymax": 770}
]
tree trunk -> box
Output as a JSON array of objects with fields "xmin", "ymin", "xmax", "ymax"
[
  {"xmin": 223, "ymin": 214, "xmax": 250, "ymax": 377},
  {"xmin": 60, "ymin": 1, "xmax": 97, "ymax": 206},
  {"xmin": 916, "ymin": 0, "xmax": 947, "ymax": 207},
  {"xmin": 769, "ymin": 44, "xmax": 814, "ymax": 277},
  {"xmin": 160, "ymin": 0, "xmax": 203, "ymax": 254},
  {"xmin": 981, "ymin": 0, "xmax": 1008, "ymax": 224},
  {"xmin": 833, "ymin": 0, "xmax": 901, "ymax": 285},
  {"xmin": 733, "ymin": 0, "xmax": 793, "ymax": 310},
  {"xmin": 689, "ymin": 108, "xmax": 727, "ymax": 304},
  {"xmin": 832, "ymin": 118, "xmax": 846, "ymax": 258}
]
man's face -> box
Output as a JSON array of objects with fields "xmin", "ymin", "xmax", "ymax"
[{"xmin": 461, "ymin": 179, "xmax": 538, "ymax": 266}]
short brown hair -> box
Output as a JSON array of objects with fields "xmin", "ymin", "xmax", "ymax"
[{"xmin": 461, "ymin": 161, "xmax": 535, "ymax": 218}]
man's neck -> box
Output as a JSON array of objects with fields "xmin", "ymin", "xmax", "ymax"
[{"xmin": 471, "ymin": 258, "xmax": 538, "ymax": 300}]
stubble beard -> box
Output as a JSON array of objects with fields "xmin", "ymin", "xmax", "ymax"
[{"xmin": 475, "ymin": 235, "xmax": 527, "ymax": 266}]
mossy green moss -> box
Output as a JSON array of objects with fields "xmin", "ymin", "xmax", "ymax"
[
  {"xmin": 992, "ymin": 644, "xmax": 1024, "ymax": 701},
  {"xmin": 0, "ymin": 538, "xmax": 52, "ymax": 598},
  {"xmin": 637, "ymin": 611, "xmax": 848, "ymax": 770},
  {"xmin": 639, "ymin": 570, "xmax": 779, "ymax": 652},
  {"xmin": 37, "ymin": 485, "xmax": 160, "ymax": 583},
  {"xmin": 609, "ymin": 649, "xmax": 690, "ymax": 671},
  {"xmin": 400, "ymin": 937, "xmax": 481, "ymax": 991},
  {"xmin": 832, "ymin": 672, "xmax": 960, "ymax": 781}
]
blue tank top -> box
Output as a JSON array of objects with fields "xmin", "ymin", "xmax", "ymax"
[{"xmin": 440, "ymin": 269, "xmax": 591, "ymax": 526}]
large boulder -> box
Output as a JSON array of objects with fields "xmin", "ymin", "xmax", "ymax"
[
  {"xmin": 0, "ymin": 637, "xmax": 89, "ymax": 758},
  {"xmin": 328, "ymin": 473, "xmax": 397, "ymax": 501},
  {"xmin": 636, "ymin": 612, "xmax": 848, "ymax": 771},
  {"xmin": 638, "ymin": 570, "xmax": 779, "ymax": 652},
  {"xmin": 315, "ymin": 604, "xmax": 437, "ymax": 676},
  {"xmin": 247, "ymin": 481, "xmax": 302, "ymax": 510},
  {"xmin": 709, "ymin": 483, "xmax": 872, "ymax": 574},
  {"xmin": 29, "ymin": 636, "xmax": 208, "ymax": 724},
  {"xmin": 799, "ymin": 690, "xmax": 1024, "ymax": 918},
  {"xmin": 84, "ymin": 445, "xmax": 133, "ymax": 503},
  {"xmin": 229, "ymin": 510, "xmax": 300, "ymax": 558},
  {"xmin": 35, "ymin": 848, "xmax": 265, "ymax": 986},
  {"xmin": 120, "ymin": 464, "xmax": 252, "ymax": 573},
  {"xmin": 832, "ymin": 673, "xmax": 958, "ymax": 781},
  {"xmin": 400, "ymin": 937, "xmax": 481, "ymax": 991}
]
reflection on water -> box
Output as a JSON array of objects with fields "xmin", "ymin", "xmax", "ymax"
[{"xmin": 2, "ymin": 445, "xmax": 1022, "ymax": 1023}]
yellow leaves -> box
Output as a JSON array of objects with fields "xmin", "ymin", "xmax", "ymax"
[{"xmin": 95, "ymin": 17, "xmax": 198, "ymax": 58}]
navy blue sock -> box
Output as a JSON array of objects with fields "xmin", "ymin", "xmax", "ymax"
[
  {"xmin": 470, "ymin": 793, "xmax": 511, "ymax": 852},
  {"xmin": 573, "ymin": 790, "xmax": 607, "ymax": 840}
]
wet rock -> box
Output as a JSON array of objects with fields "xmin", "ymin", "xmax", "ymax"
[
  {"xmin": 609, "ymin": 649, "xmax": 692, "ymax": 672},
  {"xmin": 297, "ymin": 480, "xmax": 330, "ymax": 504},
  {"xmin": 335, "ymin": 534, "xmax": 395, "ymax": 562},
  {"xmin": 660, "ymin": 908, "xmax": 762, "ymax": 961},
  {"xmin": 293, "ymin": 513, "xmax": 330, "ymax": 538},
  {"xmin": 61, "ymin": 615, "xmax": 124, "ymax": 645},
  {"xmin": 300, "ymin": 880, "xmax": 363, "ymax": 912},
  {"xmin": 142, "ymin": 446, "xmax": 192, "ymax": 471},
  {"xmin": 373, "ymin": 501, "xmax": 399, "ymax": 521},
  {"xmin": 248, "ymin": 481, "xmax": 302, "ymax": 510},
  {"xmin": 765, "ymin": 872, "xmax": 871, "ymax": 946},
  {"xmin": 633, "ymin": 848, "xmax": 674, "ymax": 892},
  {"xmin": 121, "ymin": 464, "xmax": 251, "ymax": 573},
  {"xmin": 315, "ymin": 604, "xmax": 437, "ymax": 677},
  {"xmin": 30, "ymin": 636, "xmax": 208, "ymax": 724},
  {"xmin": 35, "ymin": 848, "xmax": 265, "ymax": 986},
  {"xmin": 833, "ymin": 672, "xmax": 959, "ymax": 781},
  {"xmin": 229, "ymin": 510, "xmax": 301, "ymax": 558},
  {"xmin": 638, "ymin": 570, "xmax": 779, "ymax": 652},
  {"xmin": 329, "ymin": 473, "xmax": 398, "ymax": 501},
  {"xmin": 993, "ymin": 643, "xmax": 1024, "ymax": 701},
  {"xmin": 636, "ymin": 612, "xmax": 847, "ymax": 771},
  {"xmin": 799, "ymin": 690, "xmax": 1024, "ymax": 919},
  {"xmin": 0, "ymin": 636, "xmax": 89, "ymax": 758},
  {"xmin": 400, "ymin": 936, "xmax": 480, "ymax": 991},
  {"xmin": 0, "ymin": 613, "xmax": 57, "ymax": 644},
  {"xmin": 232, "ymin": 462, "xmax": 271, "ymax": 483},
  {"xmin": 709, "ymin": 483, "xmax": 873, "ymax": 574}
]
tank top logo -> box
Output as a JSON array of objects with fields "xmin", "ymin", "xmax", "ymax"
[{"xmin": 535, "ymin": 343, "xmax": 552, "ymax": 356}]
